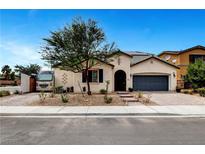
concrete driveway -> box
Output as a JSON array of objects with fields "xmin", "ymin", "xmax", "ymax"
[
  {"xmin": 0, "ymin": 93, "xmax": 39, "ymax": 106},
  {"xmin": 144, "ymin": 92, "xmax": 205, "ymax": 105}
]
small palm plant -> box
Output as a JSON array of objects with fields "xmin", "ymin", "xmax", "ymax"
[
  {"xmin": 39, "ymin": 91, "xmax": 47, "ymax": 103},
  {"xmin": 104, "ymin": 80, "xmax": 113, "ymax": 104},
  {"xmin": 61, "ymin": 93, "xmax": 69, "ymax": 103}
]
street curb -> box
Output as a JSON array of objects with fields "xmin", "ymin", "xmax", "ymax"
[
  {"xmin": 1, "ymin": 113, "xmax": 205, "ymax": 117},
  {"xmin": 0, "ymin": 113, "xmax": 179, "ymax": 116}
]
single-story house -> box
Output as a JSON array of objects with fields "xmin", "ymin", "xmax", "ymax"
[{"xmin": 53, "ymin": 51, "xmax": 179, "ymax": 92}]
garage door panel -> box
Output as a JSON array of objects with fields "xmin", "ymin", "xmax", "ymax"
[{"xmin": 133, "ymin": 75, "xmax": 168, "ymax": 91}]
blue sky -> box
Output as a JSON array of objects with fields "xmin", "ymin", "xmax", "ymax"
[{"xmin": 0, "ymin": 9, "xmax": 205, "ymax": 69}]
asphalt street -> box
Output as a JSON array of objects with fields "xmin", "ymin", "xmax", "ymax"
[{"xmin": 1, "ymin": 117, "xmax": 205, "ymax": 144}]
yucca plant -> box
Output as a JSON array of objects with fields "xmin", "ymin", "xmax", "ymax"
[
  {"xmin": 38, "ymin": 91, "xmax": 47, "ymax": 103},
  {"xmin": 61, "ymin": 94, "xmax": 69, "ymax": 103}
]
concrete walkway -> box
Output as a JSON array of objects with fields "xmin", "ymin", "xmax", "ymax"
[{"xmin": 1, "ymin": 105, "xmax": 205, "ymax": 116}]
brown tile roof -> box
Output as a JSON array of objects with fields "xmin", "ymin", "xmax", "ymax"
[{"xmin": 158, "ymin": 45, "xmax": 205, "ymax": 56}]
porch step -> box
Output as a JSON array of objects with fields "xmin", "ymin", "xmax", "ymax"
[
  {"xmin": 117, "ymin": 91, "xmax": 130, "ymax": 95},
  {"xmin": 122, "ymin": 97, "xmax": 138, "ymax": 102},
  {"xmin": 119, "ymin": 95, "xmax": 133, "ymax": 98}
]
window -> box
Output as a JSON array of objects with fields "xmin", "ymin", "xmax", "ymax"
[
  {"xmin": 189, "ymin": 55, "xmax": 205, "ymax": 63},
  {"xmin": 82, "ymin": 69, "xmax": 103, "ymax": 83},
  {"xmin": 89, "ymin": 70, "xmax": 98, "ymax": 82}
]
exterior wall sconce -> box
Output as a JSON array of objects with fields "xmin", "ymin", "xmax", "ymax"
[{"xmin": 173, "ymin": 72, "xmax": 176, "ymax": 78}]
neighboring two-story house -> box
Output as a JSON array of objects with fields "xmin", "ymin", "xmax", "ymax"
[
  {"xmin": 54, "ymin": 51, "xmax": 178, "ymax": 92},
  {"xmin": 158, "ymin": 45, "xmax": 205, "ymax": 88}
]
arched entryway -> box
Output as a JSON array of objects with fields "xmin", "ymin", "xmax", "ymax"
[{"xmin": 114, "ymin": 70, "xmax": 126, "ymax": 91}]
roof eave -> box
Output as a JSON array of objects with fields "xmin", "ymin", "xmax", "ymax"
[
  {"xmin": 131, "ymin": 55, "xmax": 179, "ymax": 69},
  {"xmin": 52, "ymin": 58, "xmax": 114, "ymax": 69},
  {"xmin": 158, "ymin": 45, "xmax": 205, "ymax": 56},
  {"xmin": 109, "ymin": 51, "xmax": 133, "ymax": 58}
]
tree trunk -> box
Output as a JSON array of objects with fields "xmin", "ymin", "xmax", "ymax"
[
  {"xmin": 85, "ymin": 61, "xmax": 91, "ymax": 95},
  {"xmin": 86, "ymin": 76, "xmax": 91, "ymax": 95},
  {"xmin": 5, "ymin": 73, "xmax": 9, "ymax": 80}
]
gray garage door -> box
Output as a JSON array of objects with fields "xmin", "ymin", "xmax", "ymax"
[{"xmin": 133, "ymin": 75, "xmax": 168, "ymax": 91}]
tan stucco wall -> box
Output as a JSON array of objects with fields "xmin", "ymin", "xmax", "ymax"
[
  {"xmin": 109, "ymin": 54, "xmax": 132, "ymax": 90},
  {"xmin": 131, "ymin": 58, "xmax": 177, "ymax": 91},
  {"xmin": 160, "ymin": 53, "xmax": 181, "ymax": 80},
  {"xmin": 159, "ymin": 49, "xmax": 205, "ymax": 80},
  {"xmin": 159, "ymin": 53, "xmax": 179, "ymax": 65},
  {"xmin": 179, "ymin": 49, "xmax": 205, "ymax": 65},
  {"xmin": 54, "ymin": 62, "xmax": 113, "ymax": 93},
  {"xmin": 177, "ymin": 49, "xmax": 205, "ymax": 80}
]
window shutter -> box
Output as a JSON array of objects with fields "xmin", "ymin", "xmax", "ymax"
[
  {"xmin": 99, "ymin": 69, "xmax": 103, "ymax": 83},
  {"xmin": 82, "ymin": 70, "xmax": 86, "ymax": 83}
]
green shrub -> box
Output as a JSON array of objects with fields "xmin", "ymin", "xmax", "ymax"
[
  {"xmin": 55, "ymin": 86, "xmax": 64, "ymax": 94},
  {"xmin": 61, "ymin": 94, "xmax": 69, "ymax": 103},
  {"xmin": 103, "ymin": 80, "xmax": 112, "ymax": 104},
  {"xmin": 197, "ymin": 88, "xmax": 205, "ymax": 97},
  {"xmin": 142, "ymin": 94, "xmax": 152, "ymax": 104},
  {"xmin": 14, "ymin": 90, "xmax": 20, "ymax": 94},
  {"xmin": 135, "ymin": 91, "xmax": 143, "ymax": 98},
  {"xmin": 49, "ymin": 92, "xmax": 55, "ymax": 98},
  {"xmin": 100, "ymin": 89, "xmax": 107, "ymax": 94},
  {"xmin": 0, "ymin": 90, "xmax": 10, "ymax": 97},
  {"xmin": 38, "ymin": 91, "xmax": 47, "ymax": 103},
  {"xmin": 184, "ymin": 60, "xmax": 205, "ymax": 89},
  {"xmin": 104, "ymin": 95, "xmax": 112, "ymax": 104},
  {"xmin": 49, "ymin": 86, "xmax": 55, "ymax": 98},
  {"xmin": 5, "ymin": 90, "xmax": 10, "ymax": 96},
  {"xmin": 181, "ymin": 89, "xmax": 193, "ymax": 95}
]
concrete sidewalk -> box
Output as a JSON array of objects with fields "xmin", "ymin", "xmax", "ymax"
[{"xmin": 1, "ymin": 105, "xmax": 205, "ymax": 116}]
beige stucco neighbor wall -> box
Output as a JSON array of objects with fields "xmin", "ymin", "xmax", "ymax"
[
  {"xmin": 21, "ymin": 73, "xmax": 30, "ymax": 93},
  {"xmin": 54, "ymin": 62, "xmax": 113, "ymax": 93},
  {"xmin": 109, "ymin": 54, "xmax": 132, "ymax": 90},
  {"xmin": 131, "ymin": 58, "xmax": 177, "ymax": 91}
]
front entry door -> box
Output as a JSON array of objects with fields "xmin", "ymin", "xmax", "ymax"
[{"xmin": 114, "ymin": 70, "xmax": 126, "ymax": 91}]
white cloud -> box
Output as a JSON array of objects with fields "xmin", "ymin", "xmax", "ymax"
[{"xmin": 0, "ymin": 41, "xmax": 44, "ymax": 68}]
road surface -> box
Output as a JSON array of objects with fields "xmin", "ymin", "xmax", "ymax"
[{"xmin": 1, "ymin": 117, "xmax": 205, "ymax": 144}]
